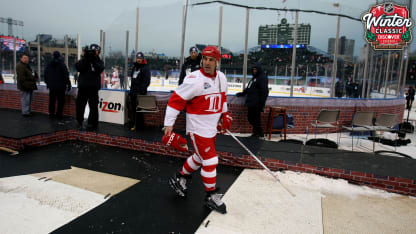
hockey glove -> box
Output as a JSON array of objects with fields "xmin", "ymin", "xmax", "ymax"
[
  {"xmin": 217, "ymin": 112, "xmax": 232, "ymax": 133},
  {"xmin": 162, "ymin": 131, "xmax": 188, "ymax": 152}
]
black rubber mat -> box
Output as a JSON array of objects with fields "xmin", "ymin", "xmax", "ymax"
[{"xmin": 0, "ymin": 141, "xmax": 242, "ymax": 234}]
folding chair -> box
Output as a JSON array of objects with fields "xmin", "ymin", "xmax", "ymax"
[
  {"xmin": 370, "ymin": 113, "xmax": 399, "ymax": 152},
  {"xmin": 305, "ymin": 109, "xmax": 340, "ymax": 144},
  {"xmin": 341, "ymin": 111, "xmax": 374, "ymax": 151},
  {"xmin": 131, "ymin": 95, "xmax": 159, "ymax": 131}
]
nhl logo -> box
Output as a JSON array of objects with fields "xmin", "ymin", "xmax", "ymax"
[
  {"xmin": 361, "ymin": 2, "xmax": 414, "ymax": 50},
  {"xmin": 203, "ymin": 82, "xmax": 211, "ymax": 89}
]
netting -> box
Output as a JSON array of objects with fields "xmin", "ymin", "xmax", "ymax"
[{"xmin": 190, "ymin": 0, "xmax": 412, "ymax": 21}]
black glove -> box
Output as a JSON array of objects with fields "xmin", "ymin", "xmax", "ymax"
[
  {"xmin": 66, "ymin": 84, "xmax": 72, "ymax": 92},
  {"xmin": 236, "ymin": 92, "xmax": 244, "ymax": 97}
]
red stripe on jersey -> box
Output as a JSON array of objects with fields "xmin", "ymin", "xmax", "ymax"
[
  {"xmin": 186, "ymin": 92, "xmax": 226, "ymax": 115},
  {"xmin": 167, "ymin": 91, "xmax": 187, "ymax": 111}
]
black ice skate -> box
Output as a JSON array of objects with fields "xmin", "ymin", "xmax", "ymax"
[
  {"xmin": 205, "ymin": 188, "xmax": 227, "ymax": 214},
  {"xmin": 168, "ymin": 173, "xmax": 188, "ymax": 197}
]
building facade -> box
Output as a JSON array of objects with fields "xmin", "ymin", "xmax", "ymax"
[
  {"xmin": 258, "ymin": 18, "xmax": 311, "ymax": 45},
  {"xmin": 328, "ymin": 36, "xmax": 355, "ymax": 62}
]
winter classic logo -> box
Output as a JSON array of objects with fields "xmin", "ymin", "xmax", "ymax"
[{"xmin": 361, "ymin": 3, "xmax": 413, "ymax": 50}]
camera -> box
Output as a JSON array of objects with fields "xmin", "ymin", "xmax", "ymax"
[
  {"xmin": 83, "ymin": 44, "xmax": 101, "ymax": 59},
  {"xmin": 83, "ymin": 46, "xmax": 96, "ymax": 59}
]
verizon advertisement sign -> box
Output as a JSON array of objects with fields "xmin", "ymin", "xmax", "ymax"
[
  {"xmin": 361, "ymin": 3, "xmax": 414, "ymax": 50},
  {"xmin": 84, "ymin": 90, "xmax": 127, "ymax": 125}
]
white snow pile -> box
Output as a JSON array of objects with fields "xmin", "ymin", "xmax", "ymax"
[{"xmin": 275, "ymin": 170, "xmax": 401, "ymax": 199}]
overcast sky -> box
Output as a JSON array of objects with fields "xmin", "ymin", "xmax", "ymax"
[{"xmin": 0, "ymin": 0, "xmax": 414, "ymax": 57}]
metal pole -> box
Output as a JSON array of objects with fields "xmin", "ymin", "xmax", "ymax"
[
  {"xmin": 64, "ymin": 34, "xmax": 69, "ymax": 69},
  {"xmin": 352, "ymin": 63, "xmax": 357, "ymax": 82},
  {"xmin": 401, "ymin": 45, "xmax": 411, "ymax": 93},
  {"xmin": 384, "ymin": 51, "xmax": 391, "ymax": 98},
  {"xmin": 102, "ymin": 31, "xmax": 106, "ymax": 66},
  {"xmin": 396, "ymin": 50, "xmax": 405, "ymax": 96},
  {"xmin": 125, "ymin": 30, "xmax": 129, "ymax": 90},
  {"xmin": 366, "ymin": 48, "xmax": 374, "ymax": 98},
  {"xmin": 77, "ymin": 33, "xmax": 81, "ymax": 60},
  {"xmin": 135, "ymin": 8, "xmax": 139, "ymax": 54},
  {"xmin": 217, "ymin": 6, "xmax": 223, "ymax": 70},
  {"xmin": 179, "ymin": 0, "xmax": 189, "ymax": 73},
  {"xmin": 401, "ymin": 0, "xmax": 412, "ymax": 93},
  {"xmin": 377, "ymin": 56, "xmax": 384, "ymax": 91},
  {"xmin": 99, "ymin": 30, "xmax": 103, "ymax": 60},
  {"xmin": 390, "ymin": 52, "xmax": 395, "ymax": 87},
  {"xmin": 37, "ymin": 35, "xmax": 41, "ymax": 82},
  {"xmin": 290, "ymin": 11, "xmax": 298, "ymax": 97},
  {"xmin": 356, "ymin": 63, "xmax": 361, "ymax": 82},
  {"xmin": 330, "ymin": 16, "xmax": 340, "ymax": 98},
  {"xmin": 324, "ymin": 64, "xmax": 328, "ymax": 82},
  {"xmin": 362, "ymin": 45, "xmax": 369, "ymax": 98},
  {"xmin": 13, "ymin": 37, "xmax": 16, "ymax": 83},
  {"xmin": 243, "ymin": 8, "xmax": 250, "ymax": 89}
]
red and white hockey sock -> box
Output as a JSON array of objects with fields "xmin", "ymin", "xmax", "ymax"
[
  {"xmin": 201, "ymin": 156, "xmax": 218, "ymax": 191},
  {"xmin": 180, "ymin": 153, "xmax": 201, "ymax": 175}
]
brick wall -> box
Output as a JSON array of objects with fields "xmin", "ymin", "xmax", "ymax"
[
  {"xmin": 0, "ymin": 84, "xmax": 77, "ymax": 116},
  {"xmin": 1, "ymin": 130, "xmax": 414, "ymax": 197},
  {"xmin": 0, "ymin": 84, "xmax": 405, "ymax": 134}
]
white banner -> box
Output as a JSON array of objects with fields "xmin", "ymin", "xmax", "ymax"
[{"xmin": 84, "ymin": 90, "xmax": 127, "ymax": 125}]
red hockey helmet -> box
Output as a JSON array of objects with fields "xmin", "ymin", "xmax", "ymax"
[{"xmin": 202, "ymin": 46, "xmax": 221, "ymax": 61}]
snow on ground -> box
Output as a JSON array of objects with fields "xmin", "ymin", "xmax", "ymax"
[
  {"xmin": 197, "ymin": 169, "xmax": 416, "ymax": 234},
  {"xmin": 276, "ymin": 170, "xmax": 399, "ymax": 199}
]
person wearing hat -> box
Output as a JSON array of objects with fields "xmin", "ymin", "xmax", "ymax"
[
  {"xmin": 129, "ymin": 51, "xmax": 151, "ymax": 131},
  {"xmin": 178, "ymin": 46, "xmax": 202, "ymax": 86},
  {"xmin": 163, "ymin": 46, "xmax": 231, "ymax": 214},
  {"xmin": 236, "ymin": 63, "xmax": 269, "ymax": 138},
  {"xmin": 75, "ymin": 44, "xmax": 104, "ymax": 131},
  {"xmin": 44, "ymin": 51, "xmax": 71, "ymax": 120}
]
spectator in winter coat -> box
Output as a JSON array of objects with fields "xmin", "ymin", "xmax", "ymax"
[
  {"xmin": 335, "ymin": 79, "xmax": 344, "ymax": 98},
  {"xmin": 406, "ymin": 86, "xmax": 415, "ymax": 110},
  {"xmin": 16, "ymin": 54, "xmax": 38, "ymax": 116},
  {"xmin": 352, "ymin": 81, "xmax": 360, "ymax": 98},
  {"xmin": 44, "ymin": 51, "xmax": 71, "ymax": 120},
  {"xmin": 345, "ymin": 77, "xmax": 353, "ymax": 97},
  {"xmin": 178, "ymin": 46, "xmax": 202, "ymax": 85},
  {"xmin": 129, "ymin": 52, "xmax": 151, "ymax": 131},
  {"xmin": 75, "ymin": 44, "xmax": 104, "ymax": 131},
  {"xmin": 236, "ymin": 63, "xmax": 269, "ymax": 137}
]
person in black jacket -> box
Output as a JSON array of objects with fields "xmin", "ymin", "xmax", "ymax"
[
  {"xmin": 345, "ymin": 77, "xmax": 353, "ymax": 98},
  {"xmin": 44, "ymin": 51, "xmax": 71, "ymax": 120},
  {"xmin": 406, "ymin": 86, "xmax": 415, "ymax": 110},
  {"xmin": 129, "ymin": 52, "xmax": 151, "ymax": 131},
  {"xmin": 236, "ymin": 63, "xmax": 269, "ymax": 137},
  {"xmin": 75, "ymin": 44, "xmax": 104, "ymax": 131},
  {"xmin": 335, "ymin": 79, "xmax": 344, "ymax": 98},
  {"xmin": 178, "ymin": 46, "xmax": 201, "ymax": 85}
]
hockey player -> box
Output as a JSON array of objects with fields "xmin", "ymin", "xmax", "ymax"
[{"xmin": 163, "ymin": 46, "xmax": 232, "ymax": 214}]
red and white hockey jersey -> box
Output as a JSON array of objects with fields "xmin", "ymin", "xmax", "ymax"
[{"xmin": 164, "ymin": 68, "xmax": 228, "ymax": 138}]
